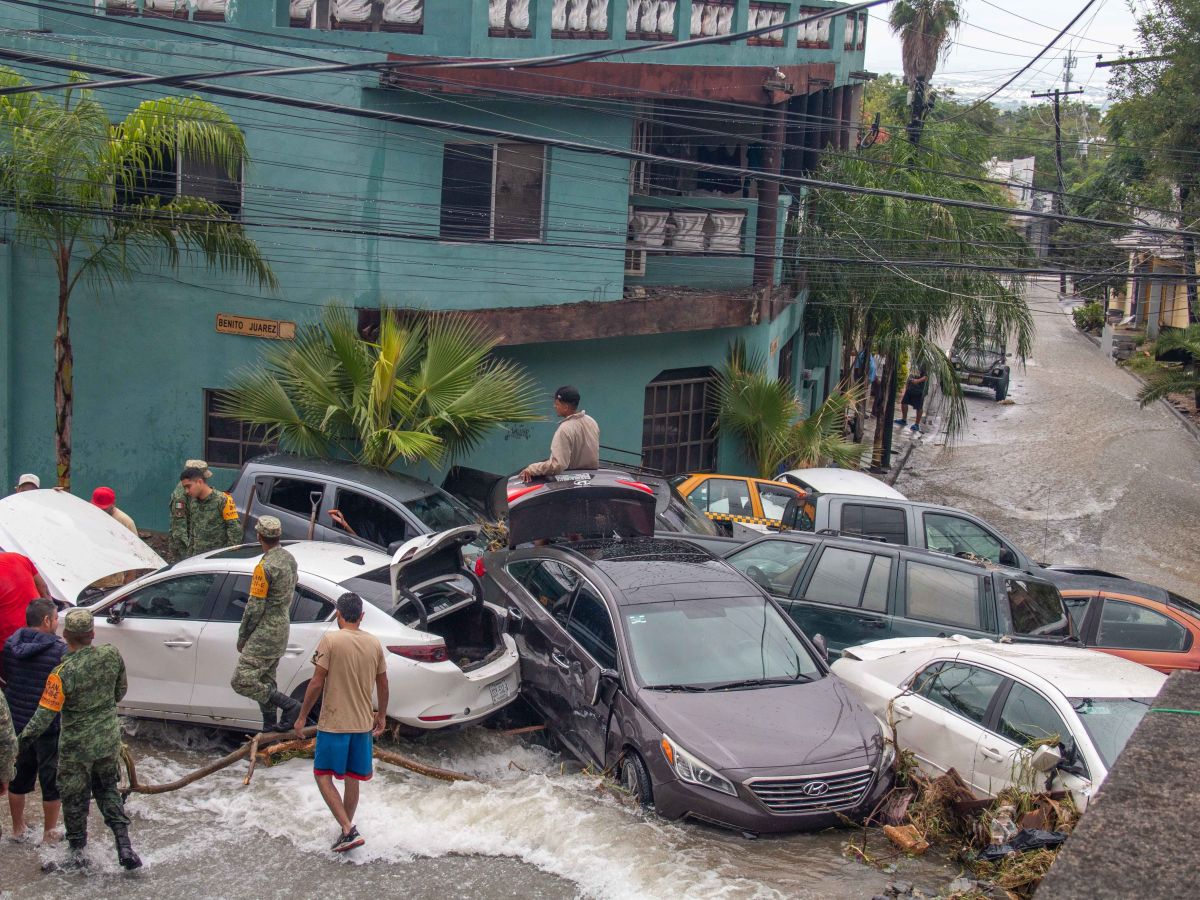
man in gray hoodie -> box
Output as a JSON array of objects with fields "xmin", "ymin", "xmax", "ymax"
[{"xmin": 3, "ymin": 598, "xmax": 66, "ymax": 844}]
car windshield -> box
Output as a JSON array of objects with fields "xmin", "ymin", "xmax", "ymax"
[
  {"xmin": 660, "ymin": 491, "xmax": 719, "ymax": 536},
  {"xmin": 1006, "ymin": 578, "xmax": 1072, "ymax": 637},
  {"xmin": 623, "ymin": 595, "xmax": 822, "ymax": 689},
  {"xmin": 406, "ymin": 490, "xmax": 474, "ymax": 531},
  {"xmin": 1071, "ymin": 697, "xmax": 1153, "ymax": 769},
  {"xmin": 1167, "ymin": 591, "xmax": 1200, "ymax": 619}
]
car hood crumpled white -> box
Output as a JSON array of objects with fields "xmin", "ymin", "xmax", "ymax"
[{"xmin": 0, "ymin": 489, "xmax": 164, "ymax": 605}]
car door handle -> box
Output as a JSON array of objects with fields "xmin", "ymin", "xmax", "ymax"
[
  {"xmin": 283, "ymin": 645, "xmax": 305, "ymax": 656},
  {"xmin": 862, "ymin": 617, "xmax": 887, "ymax": 629},
  {"xmin": 980, "ymin": 747, "xmax": 1005, "ymax": 762},
  {"xmin": 893, "ymin": 701, "xmax": 914, "ymax": 719},
  {"xmin": 162, "ymin": 639, "xmax": 193, "ymax": 649},
  {"xmin": 550, "ymin": 650, "xmax": 572, "ymax": 671}
]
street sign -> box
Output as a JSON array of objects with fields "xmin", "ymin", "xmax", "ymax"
[{"xmin": 215, "ymin": 314, "xmax": 296, "ymax": 340}]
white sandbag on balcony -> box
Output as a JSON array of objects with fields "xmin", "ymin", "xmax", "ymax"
[
  {"xmin": 629, "ymin": 209, "xmax": 670, "ymax": 247},
  {"xmin": 383, "ymin": 0, "xmax": 423, "ymax": 25},
  {"xmin": 669, "ymin": 211, "xmax": 708, "ymax": 251},
  {"xmin": 706, "ymin": 211, "xmax": 746, "ymax": 252},
  {"xmin": 290, "ymin": 0, "xmax": 316, "ymax": 16},
  {"xmin": 588, "ymin": 0, "xmax": 609, "ymax": 32},
  {"xmin": 334, "ymin": 0, "xmax": 374, "ymax": 23}
]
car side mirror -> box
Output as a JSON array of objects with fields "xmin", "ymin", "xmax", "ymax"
[
  {"xmin": 504, "ymin": 605, "xmax": 524, "ymax": 635},
  {"xmin": 1030, "ymin": 743, "xmax": 1062, "ymax": 773},
  {"xmin": 106, "ymin": 603, "xmax": 125, "ymax": 625},
  {"xmin": 591, "ymin": 668, "xmax": 620, "ymax": 707},
  {"xmin": 811, "ymin": 633, "xmax": 830, "ymax": 663},
  {"xmin": 387, "ymin": 540, "xmax": 405, "ymax": 556}
]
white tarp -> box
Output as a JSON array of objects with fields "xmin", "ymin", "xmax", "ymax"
[{"xmin": 0, "ymin": 490, "xmax": 165, "ymax": 605}]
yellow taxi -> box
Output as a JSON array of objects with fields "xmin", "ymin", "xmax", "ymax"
[{"xmin": 670, "ymin": 473, "xmax": 806, "ymax": 535}]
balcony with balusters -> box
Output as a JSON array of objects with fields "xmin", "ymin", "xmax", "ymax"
[{"xmin": 85, "ymin": 2, "xmax": 866, "ymax": 72}]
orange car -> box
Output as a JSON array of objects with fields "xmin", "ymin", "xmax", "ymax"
[
  {"xmin": 1051, "ymin": 573, "xmax": 1200, "ymax": 673},
  {"xmin": 670, "ymin": 473, "xmax": 805, "ymax": 535}
]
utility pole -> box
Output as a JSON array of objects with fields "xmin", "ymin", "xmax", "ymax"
[{"xmin": 1032, "ymin": 86, "xmax": 1083, "ymax": 293}]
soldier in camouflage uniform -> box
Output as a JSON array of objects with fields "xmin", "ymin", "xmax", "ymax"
[
  {"xmin": 18, "ymin": 609, "xmax": 141, "ymax": 870},
  {"xmin": 179, "ymin": 464, "xmax": 243, "ymax": 557},
  {"xmin": 167, "ymin": 458, "xmax": 209, "ymax": 562},
  {"xmin": 231, "ymin": 516, "xmax": 302, "ymax": 733},
  {"xmin": 1, "ymin": 693, "xmax": 16, "ymax": 804}
]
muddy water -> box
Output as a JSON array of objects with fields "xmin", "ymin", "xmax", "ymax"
[{"xmin": 0, "ymin": 723, "xmax": 958, "ymax": 899}]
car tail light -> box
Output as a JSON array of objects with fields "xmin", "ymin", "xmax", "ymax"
[
  {"xmin": 418, "ymin": 714, "xmax": 453, "ymax": 722},
  {"xmin": 388, "ymin": 644, "xmax": 449, "ymax": 663},
  {"xmin": 474, "ymin": 556, "xmax": 486, "ymax": 577},
  {"xmin": 616, "ymin": 479, "xmax": 655, "ymax": 495},
  {"xmin": 506, "ymin": 483, "xmax": 544, "ymax": 503}
]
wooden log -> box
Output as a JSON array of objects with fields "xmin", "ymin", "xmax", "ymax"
[
  {"xmin": 373, "ymin": 747, "xmax": 475, "ymax": 783},
  {"xmin": 243, "ymin": 733, "xmax": 262, "ymax": 786},
  {"xmin": 883, "ymin": 823, "xmax": 930, "ymax": 856},
  {"xmin": 497, "ymin": 724, "xmax": 546, "ymax": 737}
]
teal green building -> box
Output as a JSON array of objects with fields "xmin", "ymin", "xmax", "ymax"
[{"xmin": 0, "ymin": 0, "xmax": 866, "ymax": 528}]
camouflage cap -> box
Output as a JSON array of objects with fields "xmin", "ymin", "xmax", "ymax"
[
  {"xmin": 185, "ymin": 458, "xmax": 213, "ymax": 479},
  {"xmin": 63, "ymin": 608, "xmax": 94, "ymax": 635},
  {"xmin": 255, "ymin": 515, "xmax": 283, "ymax": 538}
]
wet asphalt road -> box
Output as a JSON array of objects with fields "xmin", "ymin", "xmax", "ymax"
[{"xmin": 897, "ymin": 280, "xmax": 1200, "ymax": 600}]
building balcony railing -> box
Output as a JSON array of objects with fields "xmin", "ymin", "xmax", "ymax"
[{"xmin": 88, "ymin": 1, "xmax": 867, "ymax": 63}]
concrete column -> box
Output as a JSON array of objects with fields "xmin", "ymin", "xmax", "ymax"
[
  {"xmin": 802, "ymin": 89, "xmax": 822, "ymax": 172},
  {"xmin": 753, "ymin": 101, "xmax": 787, "ymax": 288},
  {"xmin": 1147, "ymin": 275, "xmax": 1163, "ymax": 340}
]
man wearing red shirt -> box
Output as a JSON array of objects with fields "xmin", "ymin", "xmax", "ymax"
[{"xmin": 0, "ymin": 553, "xmax": 50, "ymax": 651}]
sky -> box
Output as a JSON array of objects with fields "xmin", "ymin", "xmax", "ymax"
[{"xmin": 863, "ymin": 0, "xmax": 1141, "ymax": 108}]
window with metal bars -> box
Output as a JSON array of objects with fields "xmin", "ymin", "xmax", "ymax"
[
  {"xmin": 203, "ymin": 390, "xmax": 277, "ymax": 468},
  {"xmin": 641, "ymin": 367, "xmax": 718, "ymax": 476}
]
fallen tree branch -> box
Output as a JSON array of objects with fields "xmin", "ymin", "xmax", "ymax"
[{"xmin": 120, "ymin": 727, "xmax": 477, "ymax": 795}]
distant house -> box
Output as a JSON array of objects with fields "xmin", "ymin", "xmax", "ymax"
[
  {"xmin": 1114, "ymin": 211, "xmax": 1195, "ymax": 338},
  {"xmin": 985, "ymin": 156, "xmax": 1051, "ymax": 257}
]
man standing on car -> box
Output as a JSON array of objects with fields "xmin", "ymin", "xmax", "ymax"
[
  {"xmin": 179, "ymin": 465, "xmax": 242, "ymax": 557},
  {"xmin": 519, "ymin": 386, "xmax": 600, "ymax": 483},
  {"xmin": 895, "ymin": 364, "xmax": 929, "ymax": 434},
  {"xmin": 232, "ymin": 516, "xmax": 302, "ymax": 734},
  {"xmin": 167, "ymin": 458, "xmax": 208, "ymax": 562},
  {"xmin": 4, "ymin": 599, "xmax": 66, "ymax": 845},
  {"xmin": 294, "ymin": 592, "xmax": 388, "ymax": 854},
  {"xmin": 18, "ymin": 609, "xmax": 141, "ymax": 870}
]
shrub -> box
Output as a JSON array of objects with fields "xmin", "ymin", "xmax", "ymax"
[{"xmin": 1071, "ymin": 302, "xmax": 1105, "ymax": 333}]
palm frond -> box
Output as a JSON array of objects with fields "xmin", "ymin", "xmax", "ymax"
[{"xmin": 1137, "ymin": 369, "xmax": 1200, "ymax": 407}]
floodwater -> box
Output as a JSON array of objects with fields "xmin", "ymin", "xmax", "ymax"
[
  {"xmin": 897, "ymin": 280, "xmax": 1200, "ymax": 600},
  {"xmin": 0, "ymin": 722, "xmax": 960, "ymax": 899}
]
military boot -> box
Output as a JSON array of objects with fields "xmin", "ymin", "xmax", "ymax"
[
  {"xmin": 258, "ymin": 701, "xmax": 280, "ymax": 734},
  {"xmin": 66, "ymin": 837, "xmax": 89, "ymax": 871},
  {"xmin": 271, "ymin": 690, "xmax": 302, "ymax": 733},
  {"xmin": 111, "ymin": 824, "xmax": 142, "ymax": 870}
]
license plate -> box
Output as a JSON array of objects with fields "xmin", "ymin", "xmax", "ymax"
[
  {"xmin": 488, "ymin": 680, "xmax": 511, "ymax": 704},
  {"xmin": 967, "ymin": 375, "xmax": 983, "ymax": 385}
]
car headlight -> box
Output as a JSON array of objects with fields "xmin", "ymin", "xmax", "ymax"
[
  {"xmin": 992, "ymin": 366, "xmax": 1005, "ymax": 377},
  {"xmin": 874, "ymin": 716, "xmax": 897, "ymax": 771},
  {"xmin": 660, "ymin": 734, "xmax": 737, "ymax": 796}
]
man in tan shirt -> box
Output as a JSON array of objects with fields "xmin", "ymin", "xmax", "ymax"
[
  {"xmin": 519, "ymin": 385, "xmax": 600, "ymax": 483},
  {"xmin": 295, "ymin": 592, "xmax": 388, "ymax": 854}
]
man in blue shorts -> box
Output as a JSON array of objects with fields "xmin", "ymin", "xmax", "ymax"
[{"xmin": 295, "ymin": 593, "xmax": 388, "ymax": 853}]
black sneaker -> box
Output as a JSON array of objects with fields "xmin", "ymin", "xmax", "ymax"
[{"xmin": 332, "ymin": 827, "xmax": 364, "ymax": 853}]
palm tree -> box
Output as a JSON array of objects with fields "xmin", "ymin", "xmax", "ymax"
[
  {"xmin": 889, "ymin": 0, "xmax": 962, "ymax": 144},
  {"xmin": 221, "ymin": 305, "xmax": 542, "ymax": 469},
  {"xmin": 714, "ymin": 342, "xmax": 864, "ymax": 479},
  {"xmin": 1137, "ymin": 324, "xmax": 1200, "ymax": 410},
  {"xmin": 0, "ymin": 70, "xmax": 276, "ymax": 488}
]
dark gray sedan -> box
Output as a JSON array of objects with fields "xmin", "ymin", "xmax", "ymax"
[{"xmin": 483, "ymin": 472, "xmax": 894, "ymax": 835}]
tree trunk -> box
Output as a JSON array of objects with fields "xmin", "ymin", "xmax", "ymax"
[
  {"xmin": 906, "ymin": 80, "xmax": 927, "ymax": 146},
  {"xmin": 55, "ymin": 266, "xmax": 73, "ymax": 490},
  {"xmin": 870, "ymin": 355, "xmax": 896, "ymax": 471}
]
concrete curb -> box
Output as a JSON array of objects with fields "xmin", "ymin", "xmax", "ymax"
[{"xmin": 885, "ymin": 440, "xmax": 916, "ymax": 486}]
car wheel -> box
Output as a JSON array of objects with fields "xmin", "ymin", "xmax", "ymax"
[
  {"xmin": 995, "ymin": 378, "xmax": 1009, "ymax": 401},
  {"xmin": 618, "ymin": 750, "xmax": 654, "ymax": 807}
]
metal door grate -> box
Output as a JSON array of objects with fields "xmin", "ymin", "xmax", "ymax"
[{"xmin": 641, "ymin": 368, "xmax": 718, "ymax": 476}]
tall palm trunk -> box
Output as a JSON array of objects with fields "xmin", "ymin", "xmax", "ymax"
[
  {"xmin": 1180, "ymin": 184, "xmax": 1198, "ymax": 325},
  {"xmin": 54, "ymin": 251, "xmax": 73, "ymax": 489},
  {"xmin": 906, "ymin": 79, "xmax": 928, "ymax": 145}
]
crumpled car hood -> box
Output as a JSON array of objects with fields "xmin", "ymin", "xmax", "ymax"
[
  {"xmin": 0, "ymin": 490, "xmax": 164, "ymax": 605},
  {"xmin": 635, "ymin": 675, "xmax": 881, "ymax": 771}
]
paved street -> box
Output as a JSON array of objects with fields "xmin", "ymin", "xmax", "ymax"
[{"xmin": 897, "ymin": 280, "xmax": 1200, "ymax": 600}]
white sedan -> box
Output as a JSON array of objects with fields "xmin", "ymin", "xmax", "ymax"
[
  {"xmin": 831, "ymin": 636, "xmax": 1165, "ymax": 811},
  {"xmin": 0, "ymin": 490, "xmax": 520, "ymax": 731}
]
